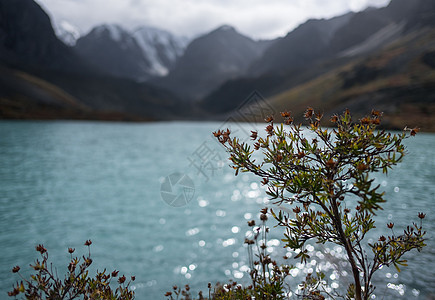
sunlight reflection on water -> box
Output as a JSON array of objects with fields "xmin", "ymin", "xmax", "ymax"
[{"xmin": 0, "ymin": 121, "xmax": 433, "ymax": 299}]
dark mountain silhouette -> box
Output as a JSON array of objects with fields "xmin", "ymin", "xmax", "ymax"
[
  {"xmin": 152, "ymin": 25, "xmax": 274, "ymax": 101},
  {"xmin": 0, "ymin": 0, "xmax": 185, "ymax": 120},
  {"xmin": 74, "ymin": 24, "xmax": 151, "ymax": 81},
  {"xmin": 74, "ymin": 25, "xmax": 188, "ymax": 81},
  {"xmin": 200, "ymin": 0, "xmax": 435, "ymax": 131},
  {"xmin": 0, "ymin": 0, "xmax": 434, "ymax": 129},
  {"xmin": 249, "ymin": 12, "xmax": 354, "ymax": 76},
  {"xmin": 0, "ymin": 0, "xmax": 85, "ymax": 72}
]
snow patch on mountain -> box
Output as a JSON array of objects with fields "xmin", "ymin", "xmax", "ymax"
[
  {"xmin": 53, "ymin": 20, "xmax": 81, "ymax": 46},
  {"xmin": 133, "ymin": 26, "xmax": 189, "ymax": 76},
  {"xmin": 73, "ymin": 23, "xmax": 189, "ymax": 78}
]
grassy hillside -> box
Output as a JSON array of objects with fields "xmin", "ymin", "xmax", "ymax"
[
  {"xmin": 0, "ymin": 66, "xmax": 186, "ymax": 121},
  {"xmin": 267, "ymin": 29, "xmax": 435, "ymax": 131}
]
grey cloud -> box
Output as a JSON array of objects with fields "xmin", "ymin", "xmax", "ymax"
[{"xmin": 35, "ymin": 0, "xmax": 390, "ymax": 39}]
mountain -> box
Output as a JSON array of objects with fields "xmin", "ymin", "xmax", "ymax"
[
  {"xmin": 74, "ymin": 24, "xmax": 188, "ymax": 80},
  {"xmin": 1, "ymin": 0, "xmax": 434, "ymax": 127},
  {"xmin": 0, "ymin": 0, "xmax": 85, "ymax": 72},
  {"xmin": 200, "ymin": 0, "xmax": 435, "ymax": 131},
  {"xmin": 74, "ymin": 24, "xmax": 150, "ymax": 80},
  {"xmin": 266, "ymin": 28, "xmax": 435, "ymax": 131},
  {"xmin": 132, "ymin": 26, "xmax": 188, "ymax": 76},
  {"xmin": 249, "ymin": 0, "xmax": 422, "ymax": 77},
  {"xmin": 53, "ymin": 20, "xmax": 81, "ymax": 46},
  {"xmin": 0, "ymin": 0, "xmax": 186, "ymax": 121},
  {"xmin": 249, "ymin": 12, "xmax": 354, "ymax": 76},
  {"xmin": 152, "ymin": 25, "xmax": 275, "ymax": 101}
]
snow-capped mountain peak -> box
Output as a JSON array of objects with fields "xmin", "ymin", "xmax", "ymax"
[
  {"xmin": 132, "ymin": 26, "xmax": 189, "ymax": 76},
  {"xmin": 74, "ymin": 23, "xmax": 189, "ymax": 79},
  {"xmin": 53, "ymin": 20, "xmax": 81, "ymax": 46}
]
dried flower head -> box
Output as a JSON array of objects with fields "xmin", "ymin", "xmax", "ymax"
[
  {"xmin": 326, "ymin": 159, "xmax": 336, "ymax": 169},
  {"xmin": 8, "ymin": 287, "xmax": 19, "ymax": 297},
  {"xmin": 266, "ymin": 124, "xmax": 274, "ymax": 135},
  {"xmin": 304, "ymin": 107, "xmax": 314, "ymax": 119},
  {"xmin": 361, "ymin": 117, "xmax": 371, "ymax": 125},
  {"xmin": 213, "ymin": 130, "xmax": 222, "ymax": 137},
  {"xmin": 297, "ymin": 152, "xmax": 305, "ymax": 159},
  {"xmin": 118, "ymin": 275, "xmax": 126, "ymax": 284},
  {"xmin": 284, "ymin": 117, "xmax": 294, "ymax": 125},
  {"xmin": 36, "ymin": 244, "xmax": 47, "ymax": 254},
  {"xmin": 330, "ymin": 115, "xmax": 338, "ymax": 123},
  {"xmin": 281, "ymin": 111, "xmax": 291, "ymax": 118},
  {"xmin": 250, "ymin": 131, "xmax": 258, "ymax": 140},
  {"xmin": 264, "ymin": 115, "xmax": 274, "ymax": 123},
  {"xmin": 371, "ymin": 109, "xmax": 382, "ymax": 117},
  {"xmin": 411, "ymin": 127, "xmax": 420, "ymax": 136}
]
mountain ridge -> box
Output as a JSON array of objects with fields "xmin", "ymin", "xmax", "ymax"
[
  {"xmin": 151, "ymin": 24, "xmax": 275, "ymax": 100},
  {"xmin": 0, "ymin": 0, "xmax": 434, "ymax": 130},
  {"xmin": 200, "ymin": 0, "xmax": 435, "ymax": 118},
  {"xmin": 74, "ymin": 23, "xmax": 189, "ymax": 80},
  {"xmin": 0, "ymin": 0, "xmax": 188, "ymax": 121}
]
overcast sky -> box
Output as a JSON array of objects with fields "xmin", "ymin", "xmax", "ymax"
[{"xmin": 35, "ymin": 0, "xmax": 391, "ymax": 39}]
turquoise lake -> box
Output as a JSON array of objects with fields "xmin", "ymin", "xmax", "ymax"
[{"xmin": 0, "ymin": 121, "xmax": 434, "ymax": 299}]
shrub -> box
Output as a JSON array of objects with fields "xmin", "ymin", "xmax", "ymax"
[
  {"xmin": 213, "ymin": 108, "xmax": 426, "ymax": 300},
  {"xmin": 8, "ymin": 240, "xmax": 135, "ymax": 299}
]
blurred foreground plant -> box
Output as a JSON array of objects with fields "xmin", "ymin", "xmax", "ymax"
[
  {"xmin": 8, "ymin": 240, "xmax": 135, "ymax": 299},
  {"xmin": 165, "ymin": 208, "xmax": 324, "ymax": 300},
  {"xmin": 166, "ymin": 212, "xmax": 332, "ymax": 300},
  {"xmin": 213, "ymin": 108, "xmax": 426, "ymax": 300}
]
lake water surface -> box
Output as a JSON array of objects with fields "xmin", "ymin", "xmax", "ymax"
[{"xmin": 0, "ymin": 121, "xmax": 433, "ymax": 299}]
